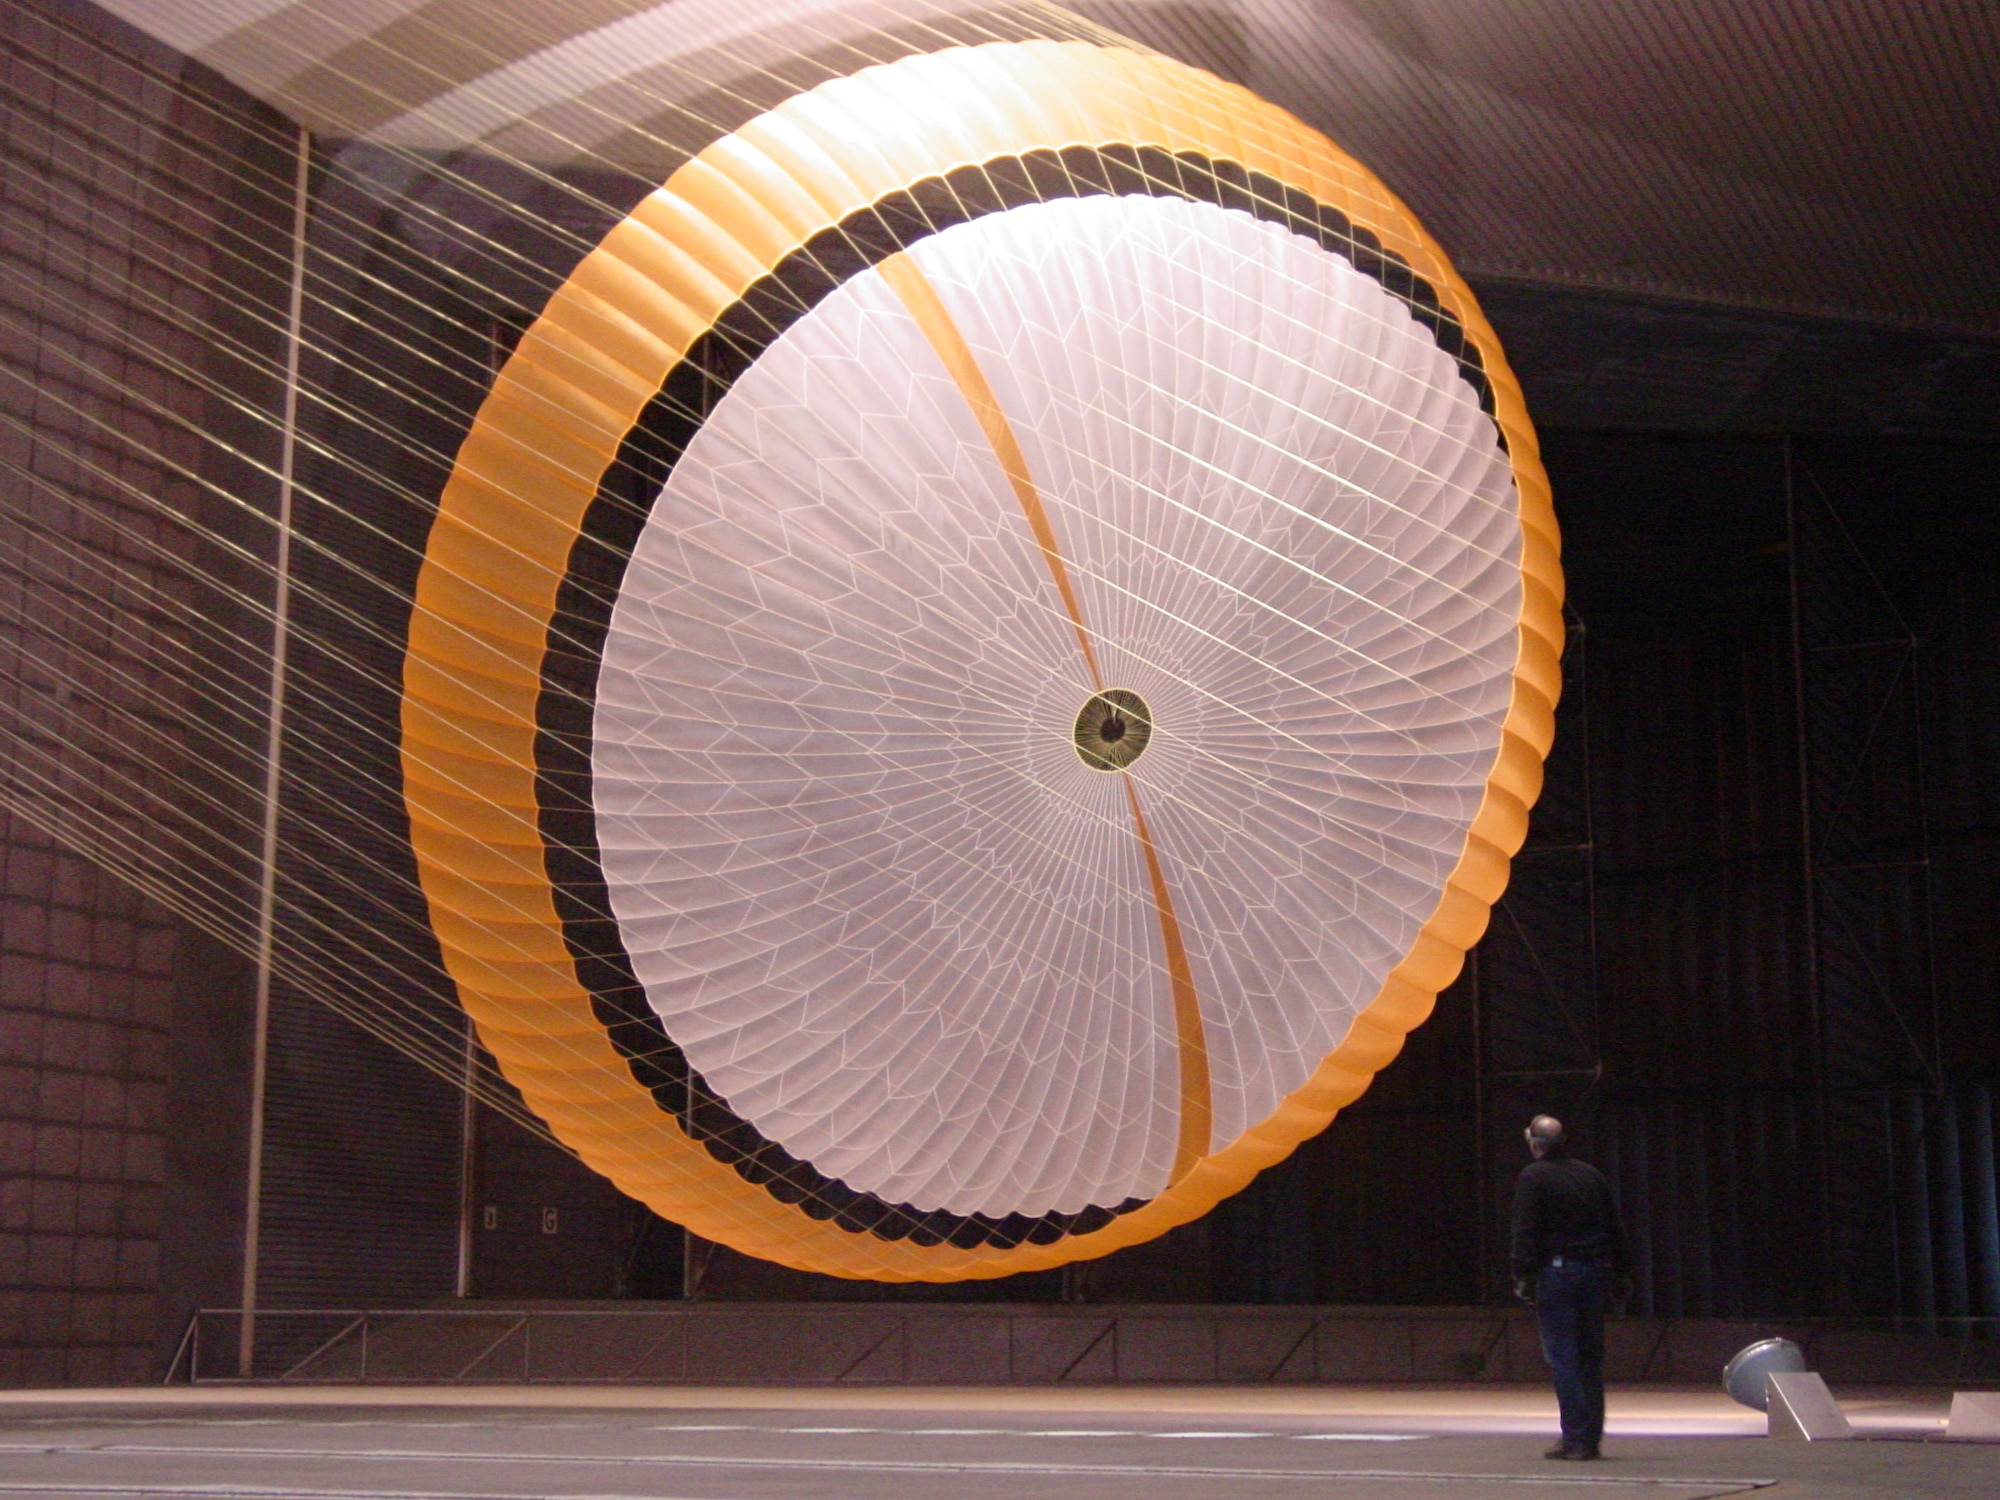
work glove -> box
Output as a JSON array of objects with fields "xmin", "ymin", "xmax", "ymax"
[{"xmin": 1512, "ymin": 1274, "xmax": 1535, "ymax": 1305}]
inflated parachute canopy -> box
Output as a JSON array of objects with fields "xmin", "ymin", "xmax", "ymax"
[{"xmin": 400, "ymin": 36, "xmax": 1562, "ymax": 1280}]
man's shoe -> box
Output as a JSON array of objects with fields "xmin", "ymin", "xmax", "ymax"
[
  {"xmin": 1544, "ymin": 1443, "xmax": 1580, "ymax": 1460},
  {"xmin": 1576, "ymin": 1446, "xmax": 1603, "ymax": 1461}
]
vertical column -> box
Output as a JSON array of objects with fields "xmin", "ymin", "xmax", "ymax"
[
  {"xmin": 1969, "ymin": 1088, "xmax": 2000, "ymax": 1322},
  {"xmin": 455, "ymin": 1031, "xmax": 479, "ymax": 1298},
  {"xmin": 239, "ymin": 123, "xmax": 311, "ymax": 1377},
  {"xmin": 1787, "ymin": 437, "xmax": 1943, "ymax": 1319}
]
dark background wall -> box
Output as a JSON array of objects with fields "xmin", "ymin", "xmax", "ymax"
[
  {"xmin": 2, "ymin": 0, "xmax": 1999, "ymax": 1390},
  {"xmin": 0, "ymin": 817, "xmax": 177, "ymax": 1384},
  {"xmin": 1303, "ymin": 430, "xmax": 2000, "ymax": 1322},
  {"xmin": 0, "ymin": 0, "xmax": 292, "ymax": 1381}
]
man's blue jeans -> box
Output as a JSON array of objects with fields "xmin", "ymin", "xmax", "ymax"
[{"xmin": 1536, "ymin": 1261, "xmax": 1608, "ymax": 1451}]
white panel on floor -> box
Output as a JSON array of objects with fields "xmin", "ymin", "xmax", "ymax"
[
  {"xmin": 1946, "ymin": 1390, "xmax": 2000, "ymax": 1440},
  {"xmin": 1766, "ymin": 1371, "xmax": 1853, "ymax": 1441}
]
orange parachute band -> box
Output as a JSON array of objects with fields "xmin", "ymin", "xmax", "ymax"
[{"xmin": 399, "ymin": 38, "xmax": 1560, "ymax": 1280}]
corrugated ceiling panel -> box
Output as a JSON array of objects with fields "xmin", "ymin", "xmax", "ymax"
[{"xmin": 87, "ymin": 0, "xmax": 2000, "ymax": 334}]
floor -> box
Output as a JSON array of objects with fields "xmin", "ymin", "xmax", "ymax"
[{"xmin": 0, "ymin": 1384, "xmax": 1988, "ymax": 1500}]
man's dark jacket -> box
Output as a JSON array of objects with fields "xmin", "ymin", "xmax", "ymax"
[{"xmin": 1509, "ymin": 1154, "xmax": 1625, "ymax": 1276}]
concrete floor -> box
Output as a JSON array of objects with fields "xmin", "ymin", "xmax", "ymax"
[{"xmin": 0, "ymin": 1385, "xmax": 1989, "ymax": 1500}]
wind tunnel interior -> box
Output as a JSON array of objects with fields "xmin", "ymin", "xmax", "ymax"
[{"xmin": 2, "ymin": 0, "xmax": 1999, "ymax": 1389}]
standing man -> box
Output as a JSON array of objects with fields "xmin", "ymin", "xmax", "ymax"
[{"xmin": 1510, "ymin": 1115, "xmax": 1627, "ymax": 1462}]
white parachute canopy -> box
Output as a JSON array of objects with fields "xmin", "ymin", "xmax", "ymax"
[{"xmin": 592, "ymin": 193, "xmax": 1519, "ymax": 1219}]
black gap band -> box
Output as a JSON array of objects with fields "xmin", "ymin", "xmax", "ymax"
[{"xmin": 536, "ymin": 146, "xmax": 1495, "ymax": 1247}]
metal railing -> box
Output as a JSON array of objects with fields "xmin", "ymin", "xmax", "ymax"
[{"xmin": 164, "ymin": 1304, "xmax": 2000, "ymax": 1388}]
